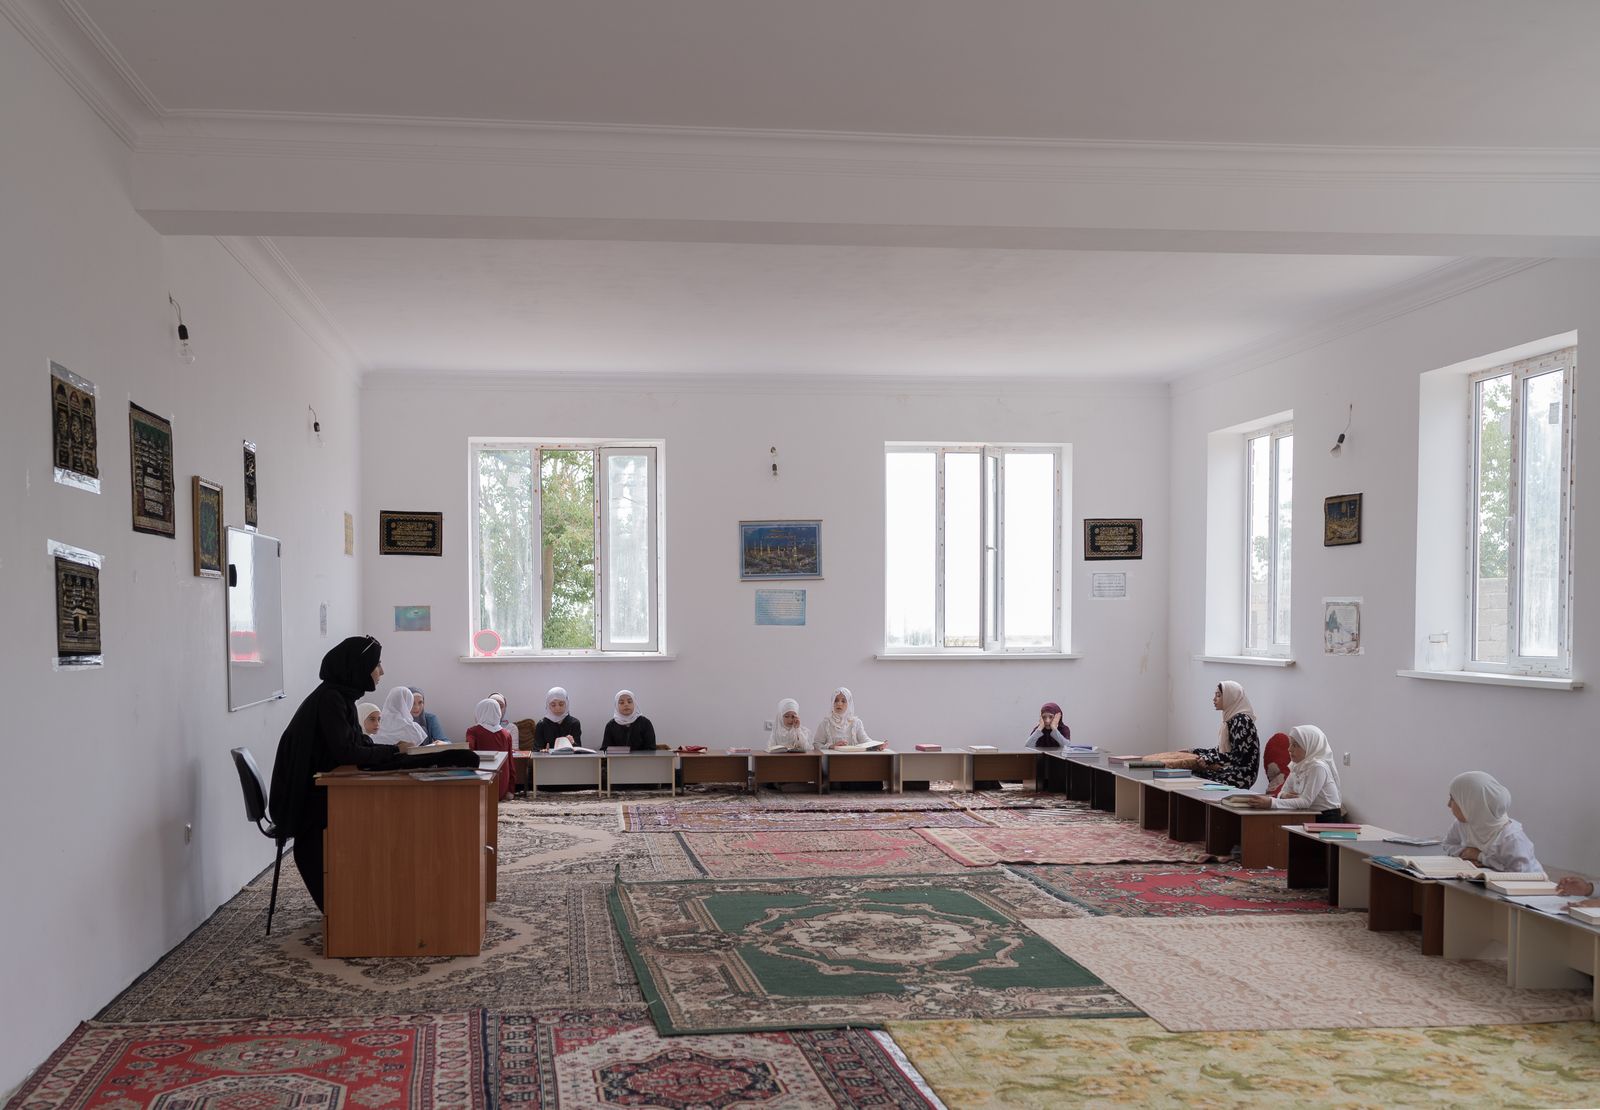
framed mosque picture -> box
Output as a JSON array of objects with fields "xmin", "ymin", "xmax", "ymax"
[
  {"xmin": 1324, "ymin": 493, "xmax": 1363, "ymax": 546},
  {"xmin": 740, "ymin": 520, "xmax": 822, "ymax": 580}
]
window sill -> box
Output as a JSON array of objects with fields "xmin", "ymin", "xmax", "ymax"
[
  {"xmin": 1193, "ymin": 654, "xmax": 1296, "ymax": 668},
  {"xmin": 875, "ymin": 652, "xmax": 1081, "ymax": 662},
  {"xmin": 1396, "ymin": 669, "xmax": 1582, "ymax": 691},
  {"xmin": 458, "ymin": 653, "xmax": 678, "ymax": 663}
]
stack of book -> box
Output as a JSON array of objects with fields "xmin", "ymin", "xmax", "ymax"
[
  {"xmin": 1126, "ymin": 760, "xmax": 1165, "ymax": 769},
  {"xmin": 969, "ymin": 745, "xmax": 999, "ymax": 753},
  {"xmin": 1106, "ymin": 755, "xmax": 1141, "ymax": 765},
  {"xmin": 1568, "ymin": 904, "xmax": 1600, "ymax": 923},
  {"xmin": 1485, "ymin": 877, "xmax": 1560, "ymax": 896},
  {"xmin": 1151, "ymin": 768, "xmax": 1191, "ymax": 779},
  {"xmin": 1305, "ymin": 822, "xmax": 1362, "ymax": 840},
  {"xmin": 914, "ymin": 744, "xmax": 942, "ymax": 752}
]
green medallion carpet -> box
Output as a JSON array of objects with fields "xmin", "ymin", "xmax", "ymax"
[{"xmin": 610, "ymin": 872, "xmax": 1140, "ymax": 1035}]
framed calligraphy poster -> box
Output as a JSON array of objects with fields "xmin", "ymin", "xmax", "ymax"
[
  {"xmin": 50, "ymin": 540, "xmax": 103, "ymax": 669},
  {"xmin": 50, "ymin": 362, "xmax": 100, "ymax": 493},
  {"xmin": 129, "ymin": 403, "xmax": 175, "ymax": 537},
  {"xmin": 379, "ymin": 510, "xmax": 444, "ymax": 556},
  {"xmin": 243, "ymin": 440, "xmax": 259, "ymax": 529},
  {"xmin": 1084, "ymin": 518, "xmax": 1143, "ymax": 560}
]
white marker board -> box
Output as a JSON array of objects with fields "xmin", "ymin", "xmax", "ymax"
[{"xmin": 226, "ymin": 527, "xmax": 286, "ymax": 710}]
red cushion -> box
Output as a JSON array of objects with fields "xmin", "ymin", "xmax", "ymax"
[{"xmin": 1263, "ymin": 732, "xmax": 1291, "ymax": 797}]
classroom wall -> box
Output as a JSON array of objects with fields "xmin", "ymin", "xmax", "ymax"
[
  {"xmin": 1167, "ymin": 259, "xmax": 1600, "ymax": 872},
  {"xmin": 360, "ymin": 378, "xmax": 1170, "ymax": 758},
  {"xmin": 0, "ymin": 19, "xmax": 362, "ymax": 1093}
]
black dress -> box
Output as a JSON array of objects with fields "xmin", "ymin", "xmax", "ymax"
[
  {"xmin": 601, "ymin": 717, "xmax": 657, "ymax": 752},
  {"xmin": 533, "ymin": 715, "xmax": 584, "ymax": 750},
  {"xmin": 1190, "ymin": 715, "xmax": 1261, "ymax": 789},
  {"xmin": 268, "ymin": 637, "xmax": 477, "ymax": 910}
]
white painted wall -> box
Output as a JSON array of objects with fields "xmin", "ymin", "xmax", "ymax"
[
  {"xmin": 1168, "ymin": 260, "xmax": 1600, "ymax": 872},
  {"xmin": 361, "ymin": 379, "xmax": 1169, "ymax": 758},
  {"xmin": 0, "ymin": 18, "xmax": 361, "ymax": 1093}
]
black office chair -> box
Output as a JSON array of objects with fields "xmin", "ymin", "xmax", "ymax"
[{"xmin": 230, "ymin": 747, "xmax": 290, "ymax": 935}]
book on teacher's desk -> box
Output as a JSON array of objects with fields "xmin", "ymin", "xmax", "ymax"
[
  {"xmin": 1304, "ymin": 823, "xmax": 1361, "ymax": 831},
  {"xmin": 914, "ymin": 744, "xmax": 942, "ymax": 752}
]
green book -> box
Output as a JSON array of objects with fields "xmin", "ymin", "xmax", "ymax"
[{"xmin": 1317, "ymin": 830, "xmax": 1359, "ymax": 840}]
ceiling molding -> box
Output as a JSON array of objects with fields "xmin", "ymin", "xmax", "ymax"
[
  {"xmin": 359, "ymin": 368, "xmax": 1170, "ymax": 400},
  {"xmin": 0, "ymin": 0, "xmax": 154, "ymax": 146},
  {"xmin": 135, "ymin": 111, "xmax": 1600, "ymax": 189},
  {"xmin": 1167, "ymin": 258, "xmax": 1548, "ymax": 395},
  {"xmin": 213, "ymin": 236, "xmax": 364, "ymax": 371}
]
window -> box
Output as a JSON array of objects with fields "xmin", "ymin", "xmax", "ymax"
[
  {"xmin": 1243, "ymin": 424, "xmax": 1293, "ymax": 655},
  {"xmin": 470, "ymin": 441, "xmax": 660, "ymax": 654},
  {"xmin": 1469, "ymin": 348, "xmax": 1574, "ymax": 674},
  {"xmin": 884, "ymin": 445, "xmax": 1064, "ymax": 653}
]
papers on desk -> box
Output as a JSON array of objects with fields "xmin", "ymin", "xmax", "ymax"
[
  {"xmin": 1502, "ymin": 894, "xmax": 1588, "ymax": 917},
  {"xmin": 410, "ymin": 769, "xmax": 495, "ymax": 781}
]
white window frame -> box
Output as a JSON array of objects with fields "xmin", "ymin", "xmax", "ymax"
[
  {"xmin": 885, "ymin": 443, "xmax": 1063, "ymax": 655},
  {"xmin": 1466, "ymin": 348, "xmax": 1575, "ymax": 676},
  {"xmin": 468, "ymin": 439, "xmax": 663, "ymax": 656},
  {"xmin": 1242, "ymin": 422, "xmax": 1293, "ymax": 658}
]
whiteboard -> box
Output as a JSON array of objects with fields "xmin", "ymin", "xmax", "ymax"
[{"xmin": 226, "ymin": 527, "xmax": 286, "ymax": 711}]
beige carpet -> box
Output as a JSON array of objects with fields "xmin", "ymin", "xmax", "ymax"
[{"xmin": 1021, "ymin": 914, "xmax": 1593, "ymax": 1031}]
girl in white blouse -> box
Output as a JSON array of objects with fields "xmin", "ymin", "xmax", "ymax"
[
  {"xmin": 1441, "ymin": 771, "xmax": 1543, "ymax": 874},
  {"xmin": 767, "ymin": 698, "xmax": 812, "ymax": 752},
  {"xmin": 1237, "ymin": 725, "xmax": 1342, "ymax": 819},
  {"xmin": 813, "ymin": 687, "xmax": 873, "ymax": 750}
]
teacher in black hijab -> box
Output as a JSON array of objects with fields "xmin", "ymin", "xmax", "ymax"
[{"xmin": 269, "ymin": 635, "xmax": 475, "ymax": 910}]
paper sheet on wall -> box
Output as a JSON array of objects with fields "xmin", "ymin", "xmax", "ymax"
[
  {"xmin": 1090, "ymin": 572, "xmax": 1128, "ymax": 599},
  {"xmin": 755, "ymin": 589, "xmax": 807, "ymax": 626}
]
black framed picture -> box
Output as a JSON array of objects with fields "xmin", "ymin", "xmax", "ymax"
[
  {"xmin": 379, "ymin": 510, "xmax": 444, "ymax": 556},
  {"xmin": 1324, "ymin": 493, "xmax": 1363, "ymax": 546},
  {"xmin": 1084, "ymin": 518, "xmax": 1143, "ymax": 560},
  {"xmin": 129, "ymin": 403, "xmax": 175, "ymax": 537}
]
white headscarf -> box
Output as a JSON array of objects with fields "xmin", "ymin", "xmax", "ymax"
[
  {"xmin": 373, "ymin": 686, "xmax": 426, "ymax": 745},
  {"xmin": 356, "ymin": 702, "xmax": 381, "ymax": 734},
  {"xmin": 1449, "ymin": 770, "xmax": 1514, "ymax": 849},
  {"xmin": 1284, "ymin": 725, "xmax": 1336, "ymax": 797},
  {"xmin": 473, "ymin": 697, "xmax": 504, "ymax": 733},
  {"xmin": 772, "ymin": 698, "xmax": 810, "ymax": 748},
  {"xmin": 829, "ymin": 686, "xmax": 856, "ymax": 727},
  {"xmin": 490, "ymin": 692, "xmax": 510, "ymax": 727},
  {"xmin": 613, "ymin": 690, "xmax": 639, "ymax": 727},
  {"xmin": 1216, "ymin": 680, "xmax": 1257, "ymax": 753},
  {"xmin": 544, "ymin": 687, "xmax": 569, "ymax": 724}
]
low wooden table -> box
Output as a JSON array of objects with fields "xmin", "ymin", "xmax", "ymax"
[
  {"xmin": 1199, "ymin": 800, "xmax": 1319, "ymax": 868},
  {"xmin": 966, "ymin": 749, "xmax": 1038, "ymax": 789},
  {"xmin": 679, "ymin": 749, "xmax": 750, "ymax": 791},
  {"xmin": 751, "ymin": 751, "xmax": 823, "ymax": 792},
  {"xmin": 895, "ymin": 750, "xmax": 970, "ymax": 791},
  {"xmin": 604, "ymin": 751, "xmax": 677, "ymax": 795},
  {"xmin": 526, "ymin": 751, "xmax": 603, "ymax": 795},
  {"xmin": 1285, "ymin": 825, "xmax": 1401, "ymax": 908},
  {"xmin": 1366, "ymin": 858, "xmax": 1449, "ymax": 956},
  {"xmin": 825, "ymin": 750, "xmax": 895, "ymax": 791}
]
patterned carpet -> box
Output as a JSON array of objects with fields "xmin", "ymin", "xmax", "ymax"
[
  {"xmin": 611, "ymin": 872, "xmax": 1138, "ymax": 1034},
  {"xmin": 917, "ymin": 825, "xmax": 1216, "ymax": 866},
  {"xmin": 9, "ymin": 1012, "xmax": 486, "ymax": 1109},
  {"xmin": 673, "ymin": 829, "xmax": 965, "ymax": 878},
  {"xmin": 886, "ymin": 1017, "xmax": 1600, "ymax": 1109},
  {"xmin": 1009, "ymin": 863, "xmax": 1348, "ymax": 916},
  {"xmin": 485, "ymin": 1008, "xmax": 938, "ymax": 1107},
  {"xmin": 620, "ymin": 803, "xmax": 993, "ymax": 832},
  {"xmin": 1022, "ymin": 915, "xmax": 1595, "ymax": 1030}
]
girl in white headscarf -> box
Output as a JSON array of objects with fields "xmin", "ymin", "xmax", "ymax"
[
  {"xmin": 372, "ymin": 686, "xmax": 427, "ymax": 746},
  {"xmin": 813, "ymin": 687, "xmax": 873, "ymax": 750},
  {"xmin": 1442, "ymin": 771, "xmax": 1542, "ymax": 873},
  {"xmin": 767, "ymin": 698, "xmax": 811, "ymax": 752},
  {"xmin": 533, "ymin": 686, "xmax": 582, "ymax": 751},
  {"xmin": 357, "ymin": 701, "xmax": 382, "ymax": 736},
  {"xmin": 1188, "ymin": 681, "xmax": 1261, "ymax": 789},
  {"xmin": 466, "ymin": 697, "xmax": 514, "ymax": 799},
  {"xmin": 601, "ymin": 690, "xmax": 657, "ymax": 752},
  {"xmin": 1237, "ymin": 725, "xmax": 1343, "ymax": 818}
]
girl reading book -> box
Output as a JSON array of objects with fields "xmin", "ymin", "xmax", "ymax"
[
  {"xmin": 466, "ymin": 697, "xmax": 514, "ymax": 800},
  {"xmin": 533, "ymin": 686, "xmax": 582, "ymax": 751},
  {"xmin": 813, "ymin": 687, "xmax": 873, "ymax": 750},
  {"xmin": 767, "ymin": 698, "xmax": 811, "ymax": 752},
  {"xmin": 1441, "ymin": 771, "xmax": 1542, "ymax": 874},
  {"xmin": 1234, "ymin": 725, "xmax": 1342, "ymax": 818}
]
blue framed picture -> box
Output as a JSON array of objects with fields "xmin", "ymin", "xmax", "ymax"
[{"xmin": 740, "ymin": 520, "xmax": 822, "ymax": 580}]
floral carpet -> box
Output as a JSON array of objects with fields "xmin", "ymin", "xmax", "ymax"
[
  {"xmin": 917, "ymin": 825, "xmax": 1215, "ymax": 867},
  {"xmin": 672, "ymin": 829, "xmax": 966, "ymax": 878},
  {"xmin": 1021, "ymin": 915, "xmax": 1595, "ymax": 1030},
  {"xmin": 610, "ymin": 872, "xmax": 1138, "ymax": 1034},
  {"xmin": 8, "ymin": 1012, "xmax": 486, "ymax": 1109},
  {"xmin": 484, "ymin": 1008, "xmax": 938, "ymax": 1107},
  {"xmin": 1009, "ymin": 863, "xmax": 1347, "ymax": 916},
  {"xmin": 620, "ymin": 804, "xmax": 993, "ymax": 833},
  {"xmin": 886, "ymin": 1017, "xmax": 1600, "ymax": 1109}
]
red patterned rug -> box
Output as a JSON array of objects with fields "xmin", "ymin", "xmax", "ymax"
[
  {"xmin": 1011, "ymin": 863, "xmax": 1349, "ymax": 916},
  {"xmin": 9, "ymin": 1012, "xmax": 485, "ymax": 1109},
  {"xmin": 484, "ymin": 1008, "xmax": 936, "ymax": 1107}
]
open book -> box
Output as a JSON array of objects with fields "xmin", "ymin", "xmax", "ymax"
[
  {"xmin": 397, "ymin": 740, "xmax": 469, "ymax": 755},
  {"xmin": 1220, "ymin": 794, "xmax": 1263, "ymax": 808},
  {"xmin": 831, "ymin": 740, "xmax": 886, "ymax": 752},
  {"xmin": 1386, "ymin": 855, "xmax": 1546, "ymax": 882}
]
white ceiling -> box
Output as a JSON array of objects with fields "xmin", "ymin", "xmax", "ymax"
[
  {"xmin": 74, "ymin": 0, "xmax": 1600, "ymax": 146},
  {"xmin": 269, "ymin": 238, "xmax": 1453, "ymax": 378}
]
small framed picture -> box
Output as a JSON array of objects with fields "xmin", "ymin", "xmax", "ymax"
[
  {"xmin": 1324, "ymin": 493, "xmax": 1363, "ymax": 546},
  {"xmin": 1084, "ymin": 518, "xmax": 1143, "ymax": 560},
  {"xmin": 740, "ymin": 520, "xmax": 822, "ymax": 580},
  {"xmin": 192, "ymin": 477, "xmax": 224, "ymax": 578},
  {"xmin": 379, "ymin": 510, "xmax": 444, "ymax": 556}
]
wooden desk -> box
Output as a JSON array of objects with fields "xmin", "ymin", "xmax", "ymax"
[
  {"xmin": 319, "ymin": 752, "xmax": 504, "ymax": 958},
  {"xmin": 1365, "ymin": 858, "xmax": 1449, "ymax": 956},
  {"xmin": 824, "ymin": 750, "xmax": 895, "ymax": 791},
  {"xmin": 679, "ymin": 750, "xmax": 750, "ymax": 790},
  {"xmin": 752, "ymin": 751, "xmax": 823, "ymax": 792},
  {"xmin": 603, "ymin": 751, "xmax": 677, "ymax": 795},
  {"xmin": 1199, "ymin": 801, "xmax": 1319, "ymax": 868},
  {"xmin": 967, "ymin": 750, "xmax": 1038, "ymax": 789},
  {"xmin": 1285, "ymin": 825, "xmax": 1401, "ymax": 908},
  {"xmin": 1061, "ymin": 755, "xmax": 1099, "ymax": 803},
  {"xmin": 526, "ymin": 752, "xmax": 603, "ymax": 795},
  {"xmin": 895, "ymin": 750, "xmax": 970, "ymax": 791}
]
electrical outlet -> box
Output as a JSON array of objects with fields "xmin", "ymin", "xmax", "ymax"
[
  {"xmin": 1342, "ymin": 753, "xmax": 1351, "ymax": 766},
  {"xmin": 184, "ymin": 823, "xmax": 193, "ymax": 844},
  {"xmin": 764, "ymin": 720, "xmax": 774, "ymax": 731}
]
